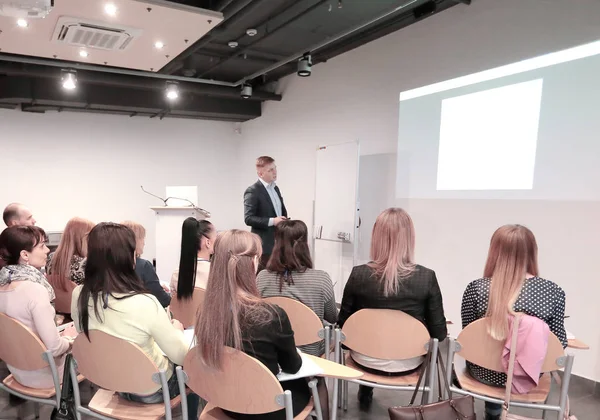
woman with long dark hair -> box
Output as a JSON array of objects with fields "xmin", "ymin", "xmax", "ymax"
[
  {"xmin": 170, "ymin": 217, "xmax": 215, "ymax": 299},
  {"xmin": 195, "ymin": 229, "xmax": 310, "ymax": 420},
  {"xmin": 0, "ymin": 226, "xmax": 71, "ymax": 389},
  {"xmin": 71, "ymin": 223, "xmax": 199, "ymax": 418},
  {"xmin": 257, "ymin": 219, "xmax": 336, "ymax": 356}
]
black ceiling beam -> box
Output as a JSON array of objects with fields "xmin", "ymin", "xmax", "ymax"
[
  {"xmin": 0, "ymin": 62, "xmax": 281, "ymax": 101},
  {"xmin": 261, "ymin": 0, "xmax": 459, "ymax": 84},
  {"xmin": 456, "ymin": 0, "xmax": 471, "ymax": 4},
  {"xmin": 0, "ymin": 76, "xmax": 261, "ymax": 121},
  {"xmin": 197, "ymin": 0, "xmax": 328, "ymax": 78},
  {"xmin": 159, "ymin": 0, "xmax": 273, "ymax": 75}
]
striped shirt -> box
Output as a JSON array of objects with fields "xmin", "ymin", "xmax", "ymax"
[{"xmin": 257, "ymin": 268, "xmax": 338, "ymax": 356}]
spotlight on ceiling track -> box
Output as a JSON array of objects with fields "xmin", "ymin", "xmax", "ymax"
[
  {"xmin": 240, "ymin": 83, "xmax": 252, "ymax": 99},
  {"xmin": 61, "ymin": 70, "xmax": 77, "ymax": 90},
  {"xmin": 165, "ymin": 81, "xmax": 179, "ymax": 101},
  {"xmin": 297, "ymin": 53, "xmax": 312, "ymax": 77}
]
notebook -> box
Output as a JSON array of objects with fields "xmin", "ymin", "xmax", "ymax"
[{"xmin": 277, "ymin": 352, "xmax": 324, "ymax": 382}]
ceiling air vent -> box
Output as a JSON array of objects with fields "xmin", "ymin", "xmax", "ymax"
[{"xmin": 52, "ymin": 16, "xmax": 142, "ymax": 51}]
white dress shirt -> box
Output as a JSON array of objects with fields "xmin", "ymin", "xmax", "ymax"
[{"xmin": 259, "ymin": 178, "xmax": 282, "ymax": 226}]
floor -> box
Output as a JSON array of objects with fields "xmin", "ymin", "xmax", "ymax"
[{"xmin": 1, "ymin": 361, "xmax": 598, "ymax": 420}]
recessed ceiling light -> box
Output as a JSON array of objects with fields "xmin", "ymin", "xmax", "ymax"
[
  {"xmin": 154, "ymin": 41, "xmax": 164, "ymax": 49},
  {"xmin": 165, "ymin": 81, "xmax": 179, "ymax": 101},
  {"xmin": 104, "ymin": 3, "xmax": 117, "ymax": 16},
  {"xmin": 228, "ymin": 41, "xmax": 238, "ymax": 48},
  {"xmin": 17, "ymin": 19, "xmax": 28, "ymax": 28},
  {"xmin": 79, "ymin": 50, "xmax": 89, "ymax": 58}
]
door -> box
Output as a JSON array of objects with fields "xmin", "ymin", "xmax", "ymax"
[{"xmin": 313, "ymin": 141, "xmax": 360, "ymax": 302}]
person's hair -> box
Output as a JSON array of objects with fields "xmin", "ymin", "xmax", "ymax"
[
  {"xmin": 484, "ymin": 224, "xmax": 539, "ymax": 341},
  {"xmin": 121, "ymin": 221, "xmax": 146, "ymax": 257},
  {"xmin": 3, "ymin": 203, "xmax": 23, "ymax": 226},
  {"xmin": 256, "ymin": 156, "xmax": 275, "ymax": 169},
  {"xmin": 50, "ymin": 217, "xmax": 94, "ymax": 291},
  {"xmin": 195, "ymin": 229, "xmax": 272, "ymax": 369},
  {"xmin": 177, "ymin": 218, "xmax": 214, "ymax": 300},
  {"xmin": 367, "ymin": 208, "xmax": 416, "ymax": 296},
  {"xmin": 77, "ymin": 223, "xmax": 148, "ymax": 339},
  {"xmin": 0, "ymin": 226, "xmax": 47, "ymax": 265},
  {"xmin": 266, "ymin": 220, "xmax": 313, "ymax": 292}
]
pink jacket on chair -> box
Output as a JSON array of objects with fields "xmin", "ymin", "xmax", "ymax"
[{"xmin": 502, "ymin": 314, "xmax": 550, "ymax": 393}]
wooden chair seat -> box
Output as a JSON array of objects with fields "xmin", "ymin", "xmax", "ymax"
[
  {"xmin": 456, "ymin": 368, "xmax": 551, "ymax": 403},
  {"xmin": 344, "ymin": 354, "xmax": 420, "ymax": 386},
  {"xmin": 3, "ymin": 372, "xmax": 86, "ymax": 399},
  {"xmin": 200, "ymin": 398, "xmax": 315, "ymax": 420},
  {"xmin": 87, "ymin": 388, "xmax": 182, "ymax": 420},
  {"xmin": 2, "ymin": 374, "xmax": 56, "ymax": 398}
]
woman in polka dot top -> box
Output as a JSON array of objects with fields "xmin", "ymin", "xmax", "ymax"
[{"xmin": 460, "ymin": 224, "xmax": 567, "ymax": 420}]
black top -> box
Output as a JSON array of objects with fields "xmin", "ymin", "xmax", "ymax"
[
  {"xmin": 225, "ymin": 304, "xmax": 310, "ymax": 420},
  {"xmin": 461, "ymin": 277, "xmax": 567, "ymax": 386},
  {"xmin": 135, "ymin": 257, "xmax": 171, "ymax": 308},
  {"xmin": 338, "ymin": 264, "xmax": 448, "ymax": 341},
  {"xmin": 243, "ymin": 180, "xmax": 287, "ymax": 255}
]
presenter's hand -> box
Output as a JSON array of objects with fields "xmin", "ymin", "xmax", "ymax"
[{"xmin": 273, "ymin": 216, "xmax": 287, "ymax": 226}]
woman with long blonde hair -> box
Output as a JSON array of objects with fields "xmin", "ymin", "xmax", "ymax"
[
  {"xmin": 337, "ymin": 207, "xmax": 447, "ymax": 409},
  {"xmin": 461, "ymin": 224, "xmax": 567, "ymax": 420},
  {"xmin": 195, "ymin": 229, "xmax": 311, "ymax": 420},
  {"xmin": 46, "ymin": 217, "xmax": 94, "ymax": 290}
]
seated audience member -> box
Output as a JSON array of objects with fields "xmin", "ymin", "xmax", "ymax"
[
  {"xmin": 196, "ymin": 230, "xmax": 310, "ymax": 420},
  {"xmin": 337, "ymin": 207, "xmax": 447, "ymax": 409},
  {"xmin": 71, "ymin": 223, "xmax": 199, "ymax": 418},
  {"xmin": 170, "ymin": 218, "xmax": 215, "ymax": 298},
  {"xmin": 3, "ymin": 203, "xmax": 36, "ymax": 227},
  {"xmin": 461, "ymin": 224, "xmax": 567, "ymax": 420},
  {"xmin": 257, "ymin": 219, "xmax": 337, "ymax": 356},
  {"xmin": 121, "ymin": 220, "xmax": 170, "ymax": 308},
  {"xmin": 0, "ymin": 226, "xmax": 71, "ymax": 388},
  {"xmin": 46, "ymin": 217, "xmax": 94, "ymax": 288}
]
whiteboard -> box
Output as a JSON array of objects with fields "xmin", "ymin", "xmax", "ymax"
[{"xmin": 313, "ymin": 141, "xmax": 360, "ymax": 301}]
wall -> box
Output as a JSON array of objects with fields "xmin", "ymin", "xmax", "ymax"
[
  {"xmin": 239, "ymin": 0, "xmax": 600, "ymax": 380},
  {"xmin": 0, "ymin": 110, "xmax": 241, "ymax": 260}
]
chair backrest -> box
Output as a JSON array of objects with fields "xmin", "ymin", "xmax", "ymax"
[
  {"xmin": 72, "ymin": 330, "xmax": 160, "ymax": 393},
  {"xmin": 184, "ymin": 346, "xmax": 284, "ymax": 414},
  {"xmin": 0, "ymin": 313, "xmax": 48, "ymax": 370},
  {"xmin": 341, "ymin": 309, "xmax": 430, "ymax": 359},
  {"xmin": 170, "ymin": 288, "xmax": 205, "ymax": 329},
  {"xmin": 456, "ymin": 318, "xmax": 565, "ymax": 372},
  {"xmin": 47, "ymin": 274, "xmax": 77, "ymax": 314},
  {"xmin": 264, "ymin": 296, "xmax": 323, "ymax": 346}
]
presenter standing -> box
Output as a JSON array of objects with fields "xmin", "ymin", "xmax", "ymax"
[{"xmin": 244, "ymin": 156, "xmax": 288, "ymax": 271}]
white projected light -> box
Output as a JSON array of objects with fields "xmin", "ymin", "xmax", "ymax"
[{"xmin": 436, "ymin": 79, "xmax": 543, "ymax": 191}]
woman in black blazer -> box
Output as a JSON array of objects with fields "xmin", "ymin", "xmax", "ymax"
[
  {"xmin": 195, "ymin": 229, "xmax": 310, "ymax": 420},
  {"xmin": 338, "ymin": 208, "xmax": 447, "ymax": 409}
]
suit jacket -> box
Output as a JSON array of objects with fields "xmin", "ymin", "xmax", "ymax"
[
  {"xmin": 135, "ymin": 257, "xmax": 171, "ymax": 308},
  {"xmin": 244, "ymin": 180, "xmax": 287, "ymax": 255}
]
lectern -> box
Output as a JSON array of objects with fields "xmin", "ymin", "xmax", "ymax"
[{"xmin": 150, "ymin": 207, "xmax": 207, "ymax": 285}]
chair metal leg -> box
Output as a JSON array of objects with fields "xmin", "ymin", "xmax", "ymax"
[
  {"xmin": 343, "ymin": 379, "xmax": 348, "ymax": 411},
  {"xmin": 426, "ymin": 339, "xmax": 439, "ymax": 404},
  {"xmin": 308, "ymin": 379, "xmax": 323, "ymax": 420},
  {"xmin": 557, "ymin": 355, "xmax": 575, "ymax": 420},
  {"xmin": 330, "ymin": 328, "xmax": 341, "ymax": 420},
  {"xmin": 33, "ymin": 403, "xmax": 40, "ymax": 419}
]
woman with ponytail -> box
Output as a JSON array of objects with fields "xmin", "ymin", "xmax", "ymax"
[
  {"xmin": 170, "ymin": 217, "xmax": 215, "ymax": 298},
  {"xmin": 195, "ymin": 229, "xmax": 310, "ymax": 420},
  {"xmin": 461, "ymin": 224, "xmax": 567, "ymax": 420}
]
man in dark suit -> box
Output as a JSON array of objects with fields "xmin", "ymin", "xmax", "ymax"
[{"xmin": 244, "ymin": 156, "xmax": 288, "ymax": 271}]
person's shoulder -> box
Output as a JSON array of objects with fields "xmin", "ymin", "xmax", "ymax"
[
  {"xmin": 136, "ymin": 258, "xmax": 153, "ymax": 270},
  {"xmin": 20, "ymin": 280, "xmax": 49, "ymax": 296},
  {"xmin": 464, "ymin": 277, "xmax": 489, "ymax": 291},
  {"xmin": 413, "ymin": 264, "xmax": 436, "ymax": 277},
  {"xmin": 245, "ymin": 181, "xmax": 261, "ymax": 193},
  {"xmin": 128, "ymin": 293, "xmax": 163, "ymax": 312},
  {"xmin": 528, "ymin": 277, "xmax": 564, "ymax": 294},
  {"xmin": 351, "ymin": 264, "xmax": 374, "ymax": 276}
]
